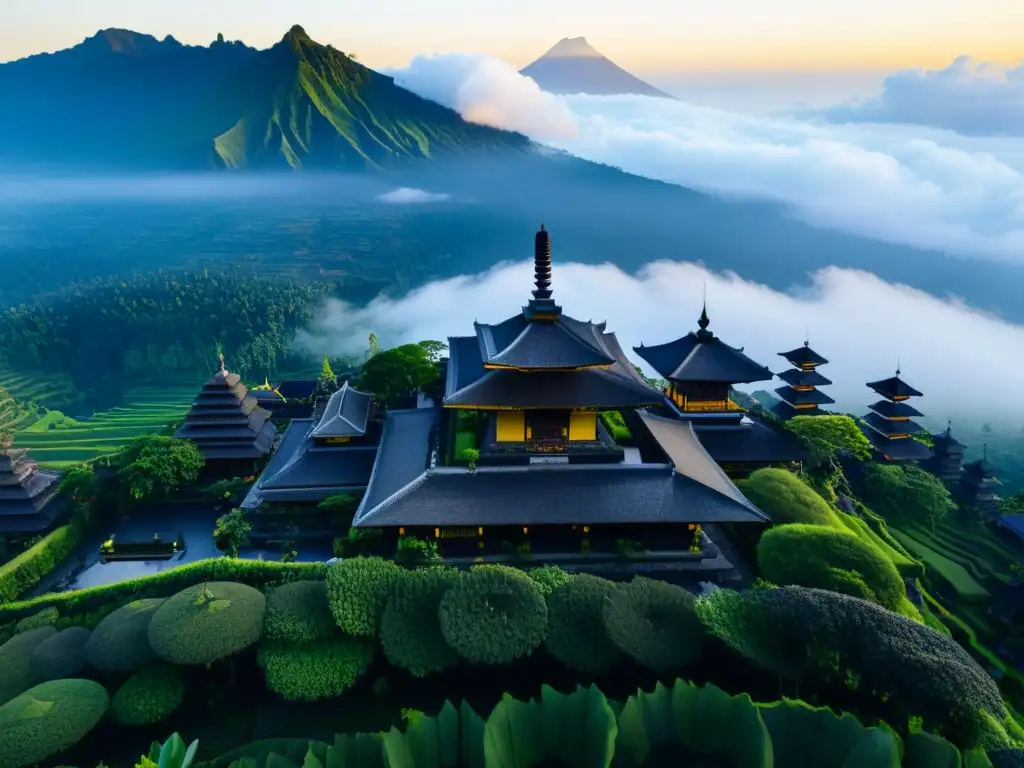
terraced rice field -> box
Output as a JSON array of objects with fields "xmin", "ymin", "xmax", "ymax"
[
  {"xmin": 0, "ymin": 368, "xmax": 82, "ymax": 413},
  {"xmin": 891, "ymin": 527, "xmax": 994, "ymax": 603},
  {"xmin": 5, "ymin": 381, "xmax": 196, "ymax": 469}
]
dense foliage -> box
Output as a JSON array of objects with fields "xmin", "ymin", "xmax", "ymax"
[
  {"xmin": 325, "ymin": 557, "xmax": 403, "ymax": 637},
  {"xmin": 380, "ymin": 566, "xmax": 460, "ymax": 677},
  {"xmin": 545, "ymin": 574, "xmax": 622, "ymax": 676},
  {"xmin": 737, "ymin": 467, "xmax": 845, "ymax": 527},
  {"xmin": 147, "ymin": 582, "xmax": 266, "ymax": 665},
  {"xmin": 257, "ymin": 636, "xmax": 376, "ymax": 701},
  {"xmin": 29, "ymin": 627, "xmax": 91, "ymax": 682},
  {"xmin": 526, "ymin": 565, "xmax": 575, "ymax": 596},
  {"xmin": 110, "ymin": 664, "xmax": 186, "ymax": 726},
  {"xmin": 757, "ymin": 524, "xmax": 906, "ymax": 611},
  {"xmin": 0, "ymin": 268, "xmax": 338, "ymax": 401},
  {"xmin": 439, "ymin": 565, "xmax": 549, "ymax": 665},
  {"xmin": 15, "ymin": 606, "xmax": 59, "ymax": 632},
  {"xmin": 213, "ymin": 509, "xmax": 253, "ymax": 557},
  {"xmin": 0, "ymin": 626, "xmax": 57, "ymax": 704},
  {"xmin": 117, "ymin": 435, "xmax": 205, "ymax": 502},
  {"xmin": 859, "ymin": 464, "xmax": 956, "ymax": 529},
  {"xmin": 83, "ymin": 598, "xmax": 167, "ymax": 672},
  {"xmin": 786, "ymin": 415, "xmax": 873, "ymax": 467},
  {"xmin": 263, "ymin": 580, "xmax": 336, "ymax": 644},
  {"xmin": 357, "ymin": 343, "xmax": 439, "ymax": 407},
  {"xmin": 604, "ymin": 576, "xmax": 704, "ymax": 671},
  {"xmin": 0, "ymin": 522, "xmax": 85, "ymax": 603},
  {"xmin": 0, "ymin": 679, "xmax": 109, "ymax": 768}
]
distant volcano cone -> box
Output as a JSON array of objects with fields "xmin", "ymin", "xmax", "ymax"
[{"xmin": 521, "ymin": 37, "xmax": 673, "ymax": 98}]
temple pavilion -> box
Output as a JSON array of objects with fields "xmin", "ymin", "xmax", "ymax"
[
  {"xmin": 174, "ymin": 355, "xmax": 277, "ymax": 469},
  {"xmin": 349, "ymin": 225, "xmax": 771, "ymax": 559},
  {"xmin": 633, "ymin": 307, "xmax": 806, "ymax": 474},
  {"xmin": 771, "ymin": 341, "xmax": 835, "ymax": 419},
  {"xmin": 860, "ymin": 368, "xmax": 934, "ymax": 462},
  {"xmin": 0, "ymin": 434, "xmax": 64, "ymax": 534},
  {"xmin": 927, "ymin": 421, "xmax": 966, "ymax": 484}
]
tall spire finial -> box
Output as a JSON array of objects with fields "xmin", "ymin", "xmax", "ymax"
[
  {"xmin": 804, "ymin": 325, "xmax": 809, "ymax": 347},
  {"xmin": 896, "ymin": 356, "xmax": 901, "ymax": 376},
  {"xmin": 524, "ymin": 223, "xmax": 561, "ymax": 319},
  {"xmin": 946, "ymin": 418, "xmax": 952, "ymax": 437},
  {"xmin": 218, "ymin": 353, "xmax": 226, "ymax": 373},
  {"xmin": 696, "ymin": 286, "xmax": 713, "ymax": 341}
]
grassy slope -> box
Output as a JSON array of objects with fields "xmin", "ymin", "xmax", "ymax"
[{"xmin": 179, "ymin": 27, "xmax": 530, "ymax": 170}]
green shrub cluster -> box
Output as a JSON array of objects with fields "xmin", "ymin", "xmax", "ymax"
[
  {"xmin": 85, "ymin": 597, "xmax": 167, "ymax": 672},
  {"xmin": 545, "ymin": 574, "xmax": 621, "ymax": 676},
  {"xmin": 0, "ymin": 678, "xmax": 109, "ymax": 768},
  {"xmin": 257, "ymin": 636, "xmax": 376, "ymax": 701},
  {"xmin": 148, "ymin": 582, "xmax": 266, "ymax": 665},
  {"xmin": 263, "ymin": 581, "xmax": 335, "ymax": 644},
  {"xmin": 110, "ymin": 664, "xmax": 186, "ymax": 726},
  {"xmin": 439, "ymin": 565, "xmax": 548, "ymax": 665},
  {"xmin": 757, "ymin": 524, "xmax": 906, "ymax": 611},
  {"xmin": 0, "ymin": 557, "xmax": 325, "ymax": 624},
  {"xmin": 0, "ymin": 521, "xmax": 85, "ymax": 603},
  {"xmin": 15, "ymin": 606, "xmax": 59, "ymax": 633},
  {"xmin": 604, "ymin": 576, "xmax": 704, "ymax": 670},
  {"xmin": 380, "ymin": 566, "xmax": 460, "ymax": 677},
  {"xmin": 526, "ymin": 565, "xmax": 574, "ymax": 596},
  {"xmin": 29, "ymin": 626, "xmax": 91, "ymax": 681},
  {"xmin": 737, "ymin": 468, "xmax": 844, "ymax": 527},
  {"xmin": 326, "ymin": 557, "xmax": 403, "ymax": 637},
  {"xmin": 0, "ymin": 625, "xmax": 57, "ymax": 704}
]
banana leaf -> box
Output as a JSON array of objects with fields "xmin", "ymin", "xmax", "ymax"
[
  {"xmin": 757, "ymin": 699, "xmax": 900, "ymax": 767},
  {"xmin": 323, "ymin": 733, "xmax": 386, "ymax": 768},
  {"xmin": 147, "ymin": 734, "xmax": 200, "ymax": 768},
  {"xmin": 484, "ymin": 685, "xmax": 617, "ymax": 768},
  {"xmin": 384, "ymin": 700, "xmax": 483, "ymax": 768},
  {"xmin": 226, "ymin": 760, "xmax": 258, "ymax": 768},
  {"xmin": 265, "ymin": 755, "xmax": 299, "ymax": 768},
  {"xmin": 617, "ymin": 680, "xmax": 771, "ymax": 768},
  {"xmin": 211, "ymin": 740, "xmax": 330, "ymax": 768},
  {"xmin": 902, "ymin": 732, "xmax": 961, "ymax": 768}
]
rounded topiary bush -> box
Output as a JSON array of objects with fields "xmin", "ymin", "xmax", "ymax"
[
  {"xmin": 380, "ymin": 566, "xmax": 460, "ymax": 677},
  {"xmin": 0, "ymin": 678, "xmax": 109, "ymax": 768},
  {"xmin": 737, "ymin": 468, "xmax": 843, "ymax": 528},
  {"xmin": 30, "ymin": 627, "xmax": 92, "ymax": 682},
  {"xmin": 758, "ymin": 523, "xmax": 906, "ymax": 611},
  {"xmin": 527, "ymin": 565, "xmax": 575, "ymax": 596},
  {"xmin": 84, "ymin": 597, "xmax": 167, "ymax": 672},
  {"xmin": 263, "ymin": 580, "xmax": 335, "ymax": 644},
  {"xmin": 325, "ymin": 557, "xmax": 404, "ymax": 637},
  {"xmin": 257, "ymin": 636, "xmax": 376, "ymax": 701},
  {"xmin": 604, "ymin": 576, "xmax": 704, "ymax": 670},
  {"xmin": 148, "ymin": 581, "xmax": 266, "ymax": 666},
  {"xmin": 0, "ymin": 626, "xmax": 57, "ymax": 705},
  {"xmin": 439, "ymin": 565, "xmax": 548, "ymax": 665},
  {"xmin": 110, "ymin": 664, "xmax": 185, "ymax": 726},
  {"xmin": 546, "ymin": 574, "xmax": 622, "ymax": 675},
  {"xmin": 15, "ymin": 607, "xmax": 59, "ymax": 634}
]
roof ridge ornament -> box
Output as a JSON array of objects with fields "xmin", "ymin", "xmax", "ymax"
[
  {"xmin": 695, "ymin": 291, "xmax": 714, "ymax": 342},
  {"xmin": 524, "ymin": 222, "xmax": 562, "ymax": 320}
]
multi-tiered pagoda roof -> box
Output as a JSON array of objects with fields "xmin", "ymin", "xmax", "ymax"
[
  {"xmin": 0, "ymin": 436, "xmax": 63, "ymax": 533},
  {"xmin": 860, "ymin": 370, "xmax": 933, "ymax": 462},
  {"xmin": 174, "ymin": 356, "xmax": 277, "ymax": 461},
  {"xmin": 772, "ymin": 341, "xmax": 835, "ymax": 419}
]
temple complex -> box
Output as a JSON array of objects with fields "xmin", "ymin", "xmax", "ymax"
[
  {"xmin": 860, "ymin": 369, "xmax": 933, "ymax": 462},
  {"xmin": 771, "ymin": 341, "xmax": 835, "ymax": 419},
  {"xmin": 174, "ymin": 355, "xmax": 278, "ymax": 468},
  {"xmin": 0, "ymin": 434, "xmax": 63, "ymax": 534},
  {"xmin": 349, "ymin": 225, "xmax": 771, "ymax": 561},
  {"xmin": 241, "ymin": 382, "xmax": 379, "ymax": 532},
  {"xmin": 633, "ymin": 308, "xmax": 806, "ymax": 474},
  {"xmin": 927, "ymin": 421, "xmax": 966, "ymax": 484},
  {"xmin": 959, "ymin": 447, "xmax": 1000, "ymax": 519}
]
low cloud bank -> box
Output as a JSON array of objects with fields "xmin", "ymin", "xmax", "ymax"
[
  {"xmin": 389, "ymin": 54, "xmax": 1024, "ymax": 264},
  {"xmin": 295, "ymin": 259, "xmax": 1024, "ymax": 427},
  {"xmin": 818, "ymin": 57, "xmax": 1024, "ymax": 137},
  {"xmin": 376, "ymin": 187, "xmax": 451, "ymax": 204}
]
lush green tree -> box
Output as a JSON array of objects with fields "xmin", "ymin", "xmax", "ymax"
[
  {"xmin": 395, "ymin": 536, "xmax": 443, "ymax": 567},
  {"xmin": 756, "ymin": 524, "xmax": 906, "ymax": 611},
  {"xmin": 314, "ymin": 353, "xmax": 339, "ymax": 400},
  {"xmin": 317, "ymin": 493, "xmax": 360, "ymax": 530},
  {"xmin": 59, "ymin": 464, "xmax": 99, "ymax": 518},
  {"xmin": 380, "ymin": 566, "xmax": 460, "ymax": 677},
  {"xmin": 860, "ymin": 464, "xmax": 956, "ymax": 529},
  {"xmin": 84, "ymin": 597, "xmax": 166, "ymax": 672},
  {"xmin": 110, "ymin": 664, "xmax": 185, "ymax": 726},
  {"xmin": 257, "ymin": 636, "xmax": 375, "ymax": 701},
  {"xmin": 148, "ymin": 582, "xmax": 266, "ymax": 665},
  {"xmin": 263, "ymin": 580, "xmax": 336, "ymax": 644},
  {"xmin": 439, "ymin": 565, "xmax": 548, "ymax": 665},
  {"xmin": 545, "ymin": 574, "xmax": 622, "ymax": 675},
  {"xmin": 358, "ymin": 343, "xmax": 438, "ymax": 408},
  {"xmin": 117, "ymin": 435, "xmax": 204, "ymax": 502},
  {"xmin": 737, "ymin": 468, "xmax": 844, "ymax": 528},
  {"xmin": 604, "ymin": 576, "xmax": 704, "ymax": 671},
  {"xmin": 213, "ymin": 509, "xmax": 252, "ymax": 557},
  {"xmin": 417, "ymin": 339, "xmax": 448, "ymax": 363},
  {"xmin": 786, "ymin": 415, "xmax": 873, "ymax": 467},
  {"xmin": 326, "ymin": 557, "xmax": 405, "ymax": 636}
]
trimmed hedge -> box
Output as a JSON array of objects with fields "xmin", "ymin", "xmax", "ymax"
[
  {"xmin": 0, "ymin": 626, "xmax": 57, "ymax": 704},
  {"xmin": 30, "ymin": 627, "xmax": 91, "ymax": 681},
  {"xmin": 380, "ymin": 566, "xmax": 460, "ymax": 677},
  {"xmin": 263, "ymin": 580, "xmax": 335, "ymax": 644},
  {"xmin": 84, "ymin": 597, "xmax": 166, "ymax": 672},
  {"xmin": 545, "ymin": 574, "xmax": 622, "ymax": 676},
  {"xmin": 0, "ymin": 678, "xmax": 109, "ymax": 768},
  {"xmin": 326, "ymin": 557, "xmax": 403, "ymax": 637},
  {"xmin": 0, "ymin": 520, "xmax": 84, "ymax": 603},
  {"xmin": 15, "ymin": 606, "xmax": 59, "ymax": 632},
  {"xmin": 604, "ymin": 576, "xmax": 704, "ymax": 670},
  {"xmin": 0, "ymin": 558, "xmax": 325, "ymax": 623},
  {"xmin": 110, "ymin": 664, "xmax": 185, "ymax": 726},
  {"xmin": 737, "ymin": 468, "xmax": 844, "ymax": 528},
  {"xmin": 257, "ymin": 636, "xmax": 376, "ymax": 701},
  {"xmin": 148, "ymin": 581, "xmax": 266, "ymax": 665}
]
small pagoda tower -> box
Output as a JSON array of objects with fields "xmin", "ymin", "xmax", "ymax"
[
  {"xmin": 927, "ymin": 420, "xmax": 965, "ymax": 484},
  {"xmin": 959, "ymin": 445, "xmax": 1000, "ymax": 519},
  {"xmin": 860, "ymin": 367, "xmax": 933, "ymax": 462},
  {"xmin": 0, "ymin": 432, "xmax": 63, "ymax": 534},
  {"xmin": 771, "ymin": 340, "xmax": 835, "ymax": 420},
  {"xmin": 175, "ymin": 354, "xmax": 278, "ymax": 465}
]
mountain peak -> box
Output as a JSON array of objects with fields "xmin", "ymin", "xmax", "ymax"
[
  {"xmin": 283, "ymin": 25, "xmax": 310, "ymax": 43},
  {"xmin": 85, "ymin": 28, "xmax": 164, "ymax": 55},
  {"xmin": 542, "ymin": 37, "xmax": 604, "ymax": 59}
]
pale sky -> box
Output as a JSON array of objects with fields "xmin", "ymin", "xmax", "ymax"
[{"xmin": 1, "ymin": 0, "xmax": 1021, "ymax": 73}]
